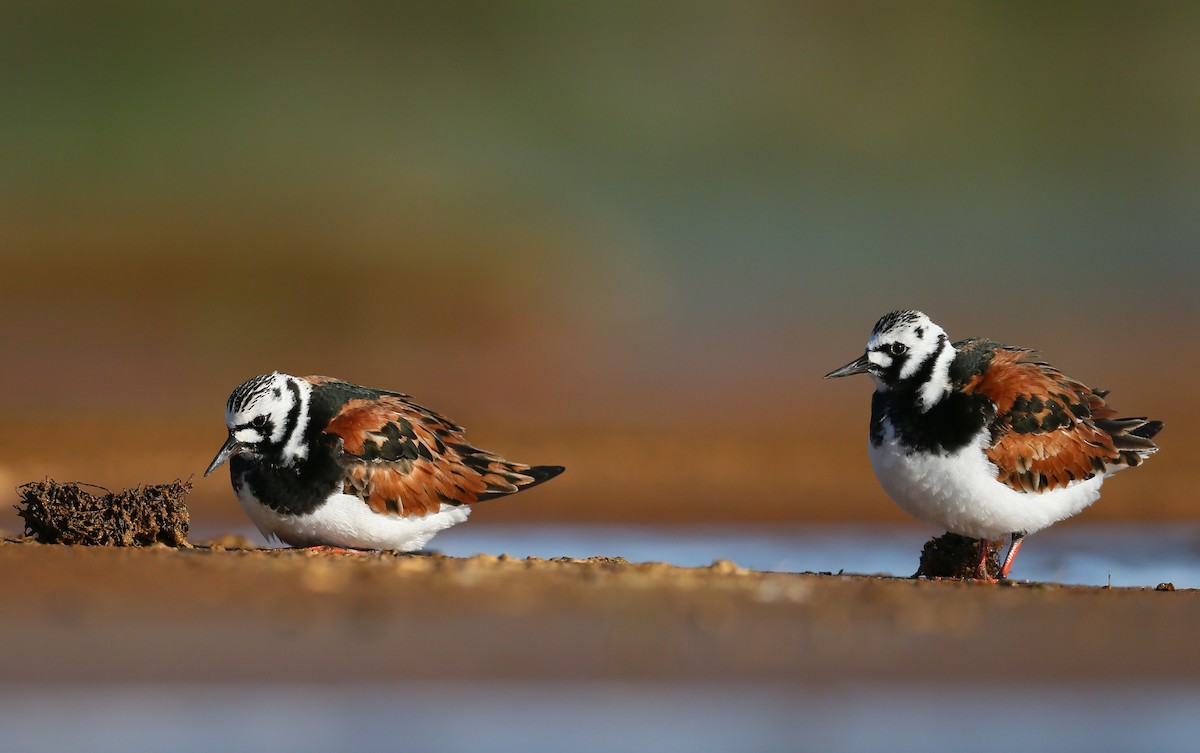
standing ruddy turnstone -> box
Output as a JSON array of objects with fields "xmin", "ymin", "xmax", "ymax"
[
  {"xmin": 204, "ymin": 373, "xmax": 564, "ymax": 551},
  {"xmin": 826, "ymin": 310, "xmax": 1162, "ymax": 580}
]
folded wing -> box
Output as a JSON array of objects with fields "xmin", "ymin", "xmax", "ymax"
[
  {"xmin": 323, "ymin": 395, "xmax": 564, "ymax": 517},
  {"xmin": 961, "ymin": 346, "xmax": 1162, "ymax": 493}
]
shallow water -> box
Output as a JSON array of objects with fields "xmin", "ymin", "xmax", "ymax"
[
  {"xmin": 223, "ymin": 522, "xmax": 1200, "ymax": 589},
  {"xmin": 3, "ymin": 682, "xmax": 1199, "ymax": 753}
]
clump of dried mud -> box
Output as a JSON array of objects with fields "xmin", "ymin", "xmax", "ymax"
[
  {"xmin": 917, "ymin": 532, "xmax": 1001, "ymax": 580},
  {"xmin": 15, "ymin": 478, "xmax": 191, "ymax": 546}
]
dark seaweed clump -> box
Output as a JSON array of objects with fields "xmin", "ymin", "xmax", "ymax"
[
  {"xmin": 917, "ymin": 532, "xmax": 1000, "ymax": 580},
  {"xmin": 16, "ymin": 478, "xmax": 191, "ymax": 546}
]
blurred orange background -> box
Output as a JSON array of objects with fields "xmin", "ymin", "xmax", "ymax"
[{"xmin": 1, "ymin": 2, "xmax": 1195, "ymax": 532}]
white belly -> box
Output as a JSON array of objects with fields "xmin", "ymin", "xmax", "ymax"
[
  {"xmin": 236, "ymin": 485, "xmax": 471, "ymax": 551},
  {"xmin": 868, "ymin": 424, "xmax": 1104, "ymax": 540}
]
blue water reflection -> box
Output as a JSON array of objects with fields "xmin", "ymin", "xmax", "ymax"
[
  {"xmin": 432, "ymin": 523, "xmax": 1200, "ymax": 589},
  {"xmin": 223, "ymin": 522, "xmax": 1200, "ymax": 589},
  {"xmin": 3, "ymin": 682, "xmax": 1199, "ymax": 753}
]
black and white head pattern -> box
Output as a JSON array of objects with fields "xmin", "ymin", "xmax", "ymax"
[
  {"xmin": 865, "ymin": 310, "xmax": 955, "ymax": 410},
  {"xmin": 225, "ymin": 372, "xmax": 312, "ymax": 463}
]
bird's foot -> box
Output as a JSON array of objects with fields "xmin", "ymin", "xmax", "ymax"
[
  {"xmin": 296, "ymin": 545, "xmax": 374, "ymax": 555},
  {"xmin": 999, "ymin": 533, "xmax": 1026, "ymax": 579}
]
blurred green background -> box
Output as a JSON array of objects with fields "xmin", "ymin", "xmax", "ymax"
[{"xmin": 1, "ymin": 1, "xmax": 1195, "ymax": 524}]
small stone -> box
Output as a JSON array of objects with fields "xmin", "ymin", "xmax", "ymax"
[
  {"xmin": 710, "ymin": 558, "xmax": 743, "ymax": 575},
  {"xmin": 201, "ymin": 533, "xmax": 258, "ymax": 551}
]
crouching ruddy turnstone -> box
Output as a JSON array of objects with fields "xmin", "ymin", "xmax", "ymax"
[
  {"xmin": 826, "ymin": 310, "xmax": 1162, "ymax": 580},
  {"xmin": 205, "ymin": 373, "xmax": 564, "ymax": 551}
]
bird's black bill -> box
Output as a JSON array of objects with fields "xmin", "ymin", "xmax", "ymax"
[
  {"xmin": 824, "ymin": 353, "xmax": 873, "ymax": 379},
  {"xmin": 204, "ymin": 434, "xmax": 245, "ymax": 477}
]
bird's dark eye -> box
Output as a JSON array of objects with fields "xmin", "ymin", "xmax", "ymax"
[
  {"xmin": 888, "ymin": 343, "xmax": 907, "ymax": 356},
  {"xmin": 251, "ymin": 416, "xmax": 268, "ymax": 429}
]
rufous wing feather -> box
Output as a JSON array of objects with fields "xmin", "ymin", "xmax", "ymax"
[
  {"xmin": 324, "ymin": 396, "xmax": 564, "ymax": 518},
  {"xmin": 963, "ymin": 347, "xmax": 1161, "ymax": 493}
]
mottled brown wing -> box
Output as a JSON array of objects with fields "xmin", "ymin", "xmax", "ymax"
[
  {"xmin": 323, "ymin": 396, "xmax": 548, "ymax": 518},
  {"xmin": 961, "ymin": 348, "xmax": 1121, "ymax": 493}
]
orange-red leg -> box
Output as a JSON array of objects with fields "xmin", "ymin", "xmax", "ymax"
[
  {"xmin": 975, "ymin": 540, "xmax": 997, "ymax": 582},
  {"xmin": 999, "ymin": 533, "xmax": 1026, "ymax": 579}
]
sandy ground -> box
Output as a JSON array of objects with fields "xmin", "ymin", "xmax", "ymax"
[{"xmin": 2, "ymin": 540, "xmax": 1195, "ymax": 686}]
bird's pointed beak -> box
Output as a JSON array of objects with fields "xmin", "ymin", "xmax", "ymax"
[
  {"xmin": 824, "ymin": 353, "xmax": 873, "ymax": 379},
  {"xmin": 204, "ymin": 433, "xmax": 246, "ymax": 477}
]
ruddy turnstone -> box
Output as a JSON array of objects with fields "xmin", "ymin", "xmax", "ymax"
[
  {"xmin": 826, "ymin": 310, "xmax": 1162, "ymax": 579},
  {"xmin": 204, "ymin": 373, "xmax": 564, "ymax": 551}
]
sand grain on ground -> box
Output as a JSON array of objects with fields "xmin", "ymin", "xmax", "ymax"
[{"xmin": 1, "ymin": 541, "xmax": 1195, "ymax": 685}]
